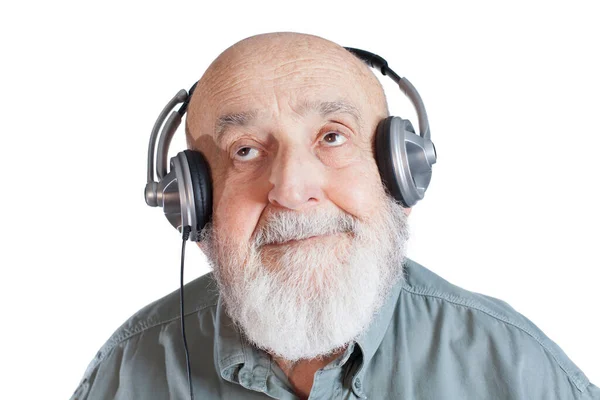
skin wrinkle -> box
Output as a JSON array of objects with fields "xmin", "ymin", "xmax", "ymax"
[
  {"xmin": 184, "ymin": 32, "xmax": 406, "ymax": 399},
  {"xmin": 272, "ymin": 69, "xmax": 353, "ymax": 84}
]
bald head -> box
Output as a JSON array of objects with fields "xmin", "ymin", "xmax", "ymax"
[{"xmin": 185, "ymin": 32, "xmax": 388, "ymax": 146}]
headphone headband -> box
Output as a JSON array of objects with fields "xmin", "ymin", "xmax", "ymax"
[{"xmin": 344, "ymin": 47, "xmax": 430, "ymax": 140}]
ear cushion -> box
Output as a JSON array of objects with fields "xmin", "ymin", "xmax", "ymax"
[
  {"xmin": 183, "ymin": 150, "xmax": 212, "ymax": 230},
  {"xmin": 375, "ymin": 116, "xmax": 412, "ymax": 207}
]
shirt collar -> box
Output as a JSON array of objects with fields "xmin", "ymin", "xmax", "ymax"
[
  {"xmin": 353, "ymin": 271, "xmax": 404, "ymax": 374},
  {"xmin": 215, "ymin": 295, "xmax": 245, "ymax": 375}
]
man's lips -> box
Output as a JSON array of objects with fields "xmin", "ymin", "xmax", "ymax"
[{"xmin": 264, "ymin": 234, "xmax": 330, "ymax": 247}]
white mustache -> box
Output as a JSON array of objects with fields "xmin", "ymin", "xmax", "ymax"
[{"xmin": 253, "ymin": 210, "xmax": 357, "ymax": 247}]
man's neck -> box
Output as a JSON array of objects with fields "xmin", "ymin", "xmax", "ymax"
[{"xmin": 271, "ymin": 349, "xmax": 346, "ymax": 400}]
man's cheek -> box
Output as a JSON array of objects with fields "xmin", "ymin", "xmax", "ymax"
[
  {"xmin": 325, "ymin": 167, "xmax": 382, "ymax": 220},
  {"xmin": 215, "ymin": 194, "xmax": 265, "ymax": 243}
]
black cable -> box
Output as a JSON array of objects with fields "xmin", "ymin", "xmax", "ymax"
[{"xmin": 180, "ymin": 226, "xmax": 194, "ymax": 400}]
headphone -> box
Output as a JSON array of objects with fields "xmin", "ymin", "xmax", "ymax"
[{"xmin": 144, "ymin": 47, "xmax": 437, "ymax": 242}]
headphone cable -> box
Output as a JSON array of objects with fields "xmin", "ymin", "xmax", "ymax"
[{"xmin": 180, "ymin": 226, "xmax": 194, "ymax": 400}]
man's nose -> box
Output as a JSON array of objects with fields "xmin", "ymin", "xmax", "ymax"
[{"xmin": 267, "ymin": 147, "xmax": 325, "ymax": 210}]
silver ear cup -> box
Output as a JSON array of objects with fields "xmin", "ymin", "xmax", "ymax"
[
  {"xmin": 154, "ymin": 152, "xmax": 199, "ymax": 239},
  {"xmin": 150, "ymin": 150, "xmax": 212, "ymax": 242},
  {"xmin": 376, "ymin": 116, "xmax": 437, "ymax": 207}
]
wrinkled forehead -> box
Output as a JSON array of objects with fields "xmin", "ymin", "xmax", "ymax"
[
  {"xmin": 215, "ymin": 56, "xmax": 366, "ymax": 109},
  {"xmin": 187, "ymin": 46, "xmax": 384, "ymax": 138}
]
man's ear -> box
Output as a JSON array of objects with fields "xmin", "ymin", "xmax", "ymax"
[{"xmin": 403, "ymin": 207, "xmax": 412, "ymax": 216}]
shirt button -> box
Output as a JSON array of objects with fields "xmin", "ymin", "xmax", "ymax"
[
  {"xmin": 239, "ymin": 370, "xmax": 252, "ymax": 387},
  {"xmin": 354, "ymin": 378, "xmax": 362, "ymax": 390}
]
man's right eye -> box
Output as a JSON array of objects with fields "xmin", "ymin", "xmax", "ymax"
[{"xmin": 234, "ymin": 147, "xmax": 260, "ymax": 161}]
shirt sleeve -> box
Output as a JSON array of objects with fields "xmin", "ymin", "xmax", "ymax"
[
  {"xmin": 510, "ymin": 326, "xmax": 600, "ymax": 400},
  {"xmin": 70, "ymin": 326, "xmax": 191, "ymax": 400},
  {"xmin": 579, "ymin": 382, "xmax": 600, "ymax": 400},
  {"xmin": 70, "ymin": 340, "xmax": 129, "ymax": 400}
]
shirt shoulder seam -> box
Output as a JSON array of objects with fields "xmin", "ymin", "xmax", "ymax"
[
  {"xmin": 92, "ymin": 300, "xmax": 218, "ymax": 371},
  {"xmin": 400, "ymin": 283, "xmax": 589, "ymax": 392}
]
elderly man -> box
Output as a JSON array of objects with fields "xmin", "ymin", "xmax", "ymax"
[{"xmin": 72, "ymin": 33, "xmax": 599, "ymax": 399}]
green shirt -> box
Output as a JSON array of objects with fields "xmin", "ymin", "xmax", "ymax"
[{"xmin": 71, "ymin": 259, "xmax": 600, "ymax": 399}]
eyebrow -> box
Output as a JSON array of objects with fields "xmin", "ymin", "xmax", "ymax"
[
  {"xmin": 215, "ymin": 110, "xmax": 259, "ymax": 142},
  {"xmin": 303, "ymin": 100, "xmax": 364, "ymax": 130},
  {"xmin": 214, "ymin": 99, "xmax": 364, "ymax": 144}
]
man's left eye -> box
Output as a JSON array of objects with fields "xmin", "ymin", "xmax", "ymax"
[{"xmin": 321, "ymin": 132, "xmax": 347, "ymax": 147}]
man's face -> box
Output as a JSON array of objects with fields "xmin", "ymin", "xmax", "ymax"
[
  {"xmin": 187, "ymin": 34, "xmax": 409, "ymax": 361},
  {"xmin": 189, "ymin": 36, "xmax": 391, "ymax": 259}
]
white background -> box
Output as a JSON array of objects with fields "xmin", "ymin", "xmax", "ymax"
[{"xmin": 1, "ymin": 0, "xmax": 598, "ymax": 398}]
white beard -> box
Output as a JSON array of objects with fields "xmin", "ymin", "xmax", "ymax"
[{"xmin": 202, "ymin": 195, "xmax": 409, "ymax": 362}]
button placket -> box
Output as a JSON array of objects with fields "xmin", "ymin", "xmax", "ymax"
[
  {"xmin": 239, "ymin": 369, "xmax": 252, "ymax": 388},
  {"xmin": 351, "ymin": 377, "xmax": 367, "ymax": 399}
]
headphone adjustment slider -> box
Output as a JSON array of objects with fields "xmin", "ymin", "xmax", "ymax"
[{"xmin": 145, "ymin": 181, "xmax": 159, "ymax": 207}]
